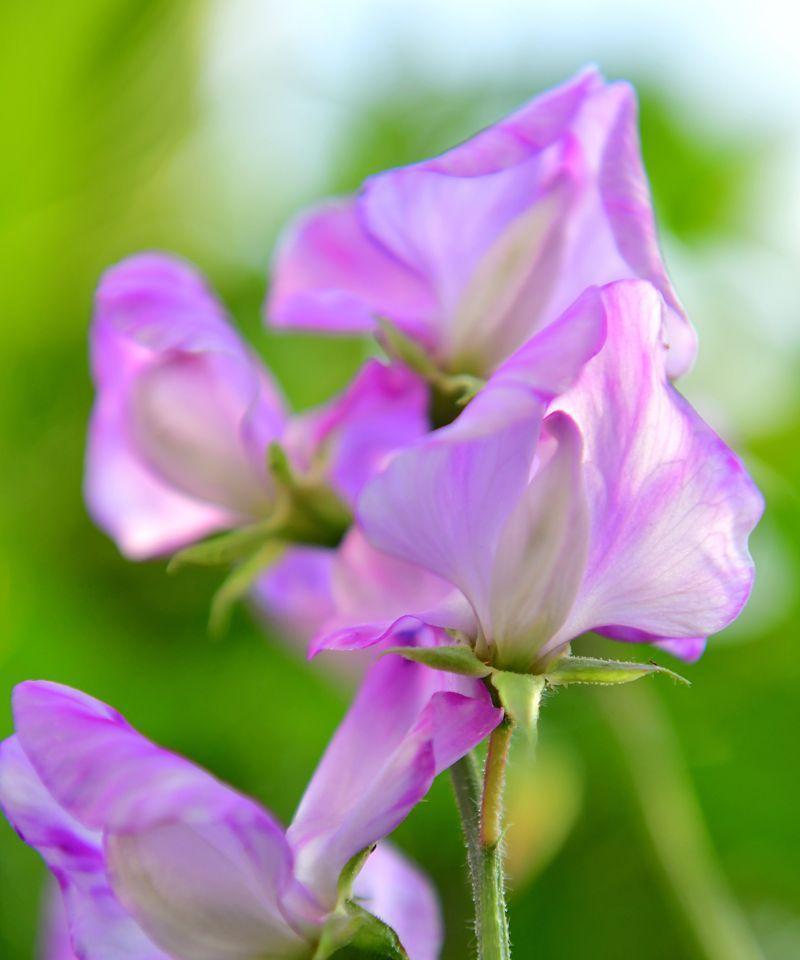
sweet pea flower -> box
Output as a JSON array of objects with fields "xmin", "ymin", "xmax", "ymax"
[
  {"xmin": 40, "ymin": 884, "xmax": 79, "ymax": 960},
  {"xmin": 0, "ymin": 656, "xmax": 501, "ymax": 959},
  {"xmin": 268, "ymin": 67, "xmax": 695, "ymax": 382},
  {"xmin": 314, "ymin": 281, "xmax": 762, "ymax": 670},
  {"xmin": 86, "ymin": 253, "xmax": 427, "ymax": 560}
]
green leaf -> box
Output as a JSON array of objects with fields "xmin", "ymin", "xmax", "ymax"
[
  {"xmin": 208, "ymin": 540, "xmax": 286, "ymax": 636},
  {"xmin": 313, "ymin": 903, "xmax": 409, "ymax": 960},
  {"xmin": 381, "ymin": 644, "xmax": 493, "ymax": 677},
  {"xmin": 167, "ymin": 521, "xmax": 277, "ymax": 571},
  {"xmin": 491, "ymin": 672, "xmax": 545, "ymax": 739},
  {"xmin": 544, "ymin": 656, "xmax": 690, "ymax": 687}
]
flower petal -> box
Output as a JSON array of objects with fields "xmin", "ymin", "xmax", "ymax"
[
  {"xmin": 358, "ymin": 384, "xmax": 544, "ymax": 633},
  {"xmin": 256, "ymin": 547, "xmax": 337, "ymax": 643},
  {"xmin": 40, "ymin": 884, "xmax": 78, "ymax": 960},
  {"xmin": 353, "ymin": 844, "xmax": 443, "ymax": 960},
  {"xmin": 11, "ymin": 681, "xmax": 307, "ymax": 959},
  {"xmin": 86, "ymin": 253, "xmax": 286, "ymax": 558},
  {"xmin": 541, "ymin": 82, "xmax": 694, "ymax": 378},
  {"xmin": 0, "ymin": 737, "xmax": 168, "ymax": 960},
  {"xmin": 286, "ymin": 360, "xmax": 429, "ymax": 505},
  {"xmin": 489, "ymin": 412, "xmax": 589, "ymax": 671},
  {"xmin": 287, "ymin": 647, "xmax": 501, "ymax": 906},
  {"xmin": 267, "ymin": 199, "xmax": 436, "ymax": 343},
  {"xmin": 266, "ymin": 68, "xmax": 693, "ymax": 378},
  {"xmin": 549, "ymin": 281, "xmax": 763, "ymax": 655}
]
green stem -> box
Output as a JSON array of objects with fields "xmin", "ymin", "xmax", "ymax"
[
  {"xmin": 451, "ymin": 721, "xmax": 514, "ymax": 960},
  {"xmin": 481, "ymin": 719, "xmax": 514, "ymax": 849}
]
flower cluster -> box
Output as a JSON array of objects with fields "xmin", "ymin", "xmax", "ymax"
[{"xmin": 0, "ymin": 68, "xmax": 762, "ymax": 959}]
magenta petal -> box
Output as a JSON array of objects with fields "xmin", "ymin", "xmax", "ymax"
[
  {"xmin": 267, "ymin": 199, "xmax": 436, "ymax": 341},
  {"xmin": 354, "ymin": 844, "xmax": 443, "ymax": 960},
  {"xmin": 39, "ymin": 884, "xmax": 79, "ymax": 960},
  {"xmin": 549, "ymin": 281, "xmax": 763, "ymax": 655},
  {"xmin": 287, "ymin": 649, "xmax": 501, "ymax": 906},
  {"xmin": 286, "ymin": 360, "xmax": 429, "ymax": 506},
  {"xmin": 11, "ymin": 682, "xmax": 307, "ymax": 959},
  {"xmin": 86, "ymin": 253, "xmax": 286, "ymax": 558},
  {"xmin": 0, "ymin": 737, "xmax": 168, "ymax": 960}
]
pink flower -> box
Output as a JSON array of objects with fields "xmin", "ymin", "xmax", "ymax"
[
  {"xmin": 315, "ymin": 281, "xmax": 762, "ymax": 668},
  {"xmin": 268, "ymin": 67, "xmax": 694, "ymax": 380},
  {"xmin": 86, "ymin": 253, "xmax": 428, "ymax": 560},
  {"xmin": 1, "ymin": 658, "xmax": 501, "ymax": 959}
]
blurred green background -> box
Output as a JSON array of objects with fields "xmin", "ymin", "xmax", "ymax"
[{"xmin": 1, "ymin": 2, "xmax": 799, "ymax": 958}]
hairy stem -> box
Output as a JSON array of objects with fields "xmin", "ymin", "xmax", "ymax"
[
  {"xmin": 452, "ymin": 720, "xmax": 514, "ymax": 960},
  {"xmin": 481, "ymin": 719, "xmax": 514, "ymax": 848}
]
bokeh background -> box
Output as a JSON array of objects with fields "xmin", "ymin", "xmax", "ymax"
[{"xmin": 2, "ymin": 1, "xmax": 799, "ymax": 957}]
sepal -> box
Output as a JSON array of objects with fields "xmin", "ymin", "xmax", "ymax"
[
  {"xmin": 380, "ymin": 644, "xmax": 493, "ymax": 677},
  {"xmin": 168, "ymin": 520, "xmax": 277, "ymax": 570},
  {"xmin": 490, "ymin": 672, "xmax": 545, "ymax": 740},
  {"xmin": 209, "ymin": 540, "xmax": 286, "ymax": 634},
  {"xmin": 544, "ymin": 656, "xmax": 690, "ymax": 687},
  {"xmin": 313, "ymin": 903, "xmax": 409, "ymax": 960},
  {"xmin": 267, "ymin": 442, "xmax": 352, "ymax": 546}
]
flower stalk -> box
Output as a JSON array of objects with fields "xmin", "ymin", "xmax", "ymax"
[{"xmin": 452, "ymin": 715, "xmax": 518, "ymax": 960}]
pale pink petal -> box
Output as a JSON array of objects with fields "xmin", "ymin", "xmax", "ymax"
[
  {"xmin": 489, "ymin": 413, "xmax": 589, "ymax": 670},
  {"xmin": 358, "ymin": 384, "xmax": 544, "ymax": 633},
  {"xmin": 354, "ymin": 844, "xmax": 442, "ymax": 960},
  {"xmin": 267, "ymin": 199, "xmax": 436, "ymax": 343},
  {"xmin": 548, "ymin": 281, "xmax": 763, "ymax": 655},
  {"xmin": 87, "ymin": 254, "xmax": 286, "ymax": 558}
]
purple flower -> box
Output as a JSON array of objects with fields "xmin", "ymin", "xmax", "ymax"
[
  {"xmin": 316, "ymin": 281, "xmax": 762, "ymax": 669},
  {"xmin": 1, "ymin": 661, "xmax": 500, "ymax": 958},
  {"xmin": 86, "ymin": 253, "xmax": 428, "ymax": 560},
  {"xmin": 268, "ymin": 67, "xmax": 695, "ymax": 380}
]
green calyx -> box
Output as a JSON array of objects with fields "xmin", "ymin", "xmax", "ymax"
[
  {"xmin": 382, "ymin": 644, "xmax": 689, "ymax": 728},
  {"xmin": 376, "ymin": 317, "xmax": 485, "ymax": 428},
  {"xmin": 312, "ymin": 847, "xmax": 409, "ymax": 960},
  {"xmin": 167, "ymin": 442, "xmax": 352, "ymax": 633},
  {"xmin": 312, "ymin": 903, "xmax": 409, "ymax": 960}
]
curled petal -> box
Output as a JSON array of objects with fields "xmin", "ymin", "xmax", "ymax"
[
  {"xmin": 0, "ymin": 737, "xmax": 168, "ymax": 960},
  {"xmin": 287, "ymin": 648, "xmax": 501, "ymax": 906},
  {"xmin": 87, "ymin": 254, "xmax": 286, "ymax": 558},
  {"xmin": 358, "ymin": 384, "xmax": 544, "ymax": 633},
  {"xmin": 489, "ymin": 413, "xmax": 589, "ymax": 671},
  {"xmin": 267, "ymin": 199, "xmax": 436, "ymax": 343},
  {"xmin": 548, "ymin": 281, "xmax": 763, "ymax": 655},
  {"xmin": 354, "ymin": 844, "xmax": 443, "ymax": 960},
  {"xmin": 267, "ymin": 67, "xmax": 693, "ymax": 378},
  {"xmin": 11, "ymin": 682, "xmax": 306, "ymax": 959}
]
